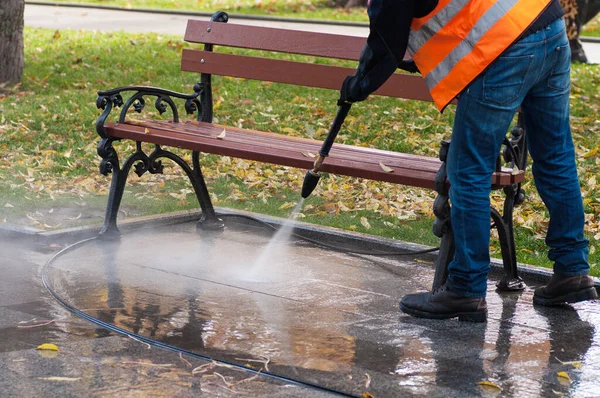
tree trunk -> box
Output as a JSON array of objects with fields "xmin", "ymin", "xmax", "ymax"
[{"xmin": 0, "ymin": 0, "xmax": 25, "ymax": 85}]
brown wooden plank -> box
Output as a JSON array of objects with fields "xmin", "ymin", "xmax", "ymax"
[
  {"xmin": 185, "ymin": 20, "xmax": 367, "ymax": 60},
  {"xmin": 105, "ymin": 121, "xmax": 524, "ymax": 187},
  {"xmin": 143, "ymin": 120, "xmax": 443, "ymax": 171},
  {"xmin": 131, "ymin": 120, "xmax": 525, "ymax": 185},
  {"xmin": 181, "ymin": 50, "xmax": 434, "ymax": 102}
]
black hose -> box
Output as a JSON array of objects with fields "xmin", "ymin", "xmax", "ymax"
[{"xmin": 41, "ymin": 239, "xmax": 357, "ymax": 397}]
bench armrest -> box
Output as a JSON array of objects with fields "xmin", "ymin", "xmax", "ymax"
[{"xmin": 96, "ymin": 85, "xmax": 203, "ymax": 139}]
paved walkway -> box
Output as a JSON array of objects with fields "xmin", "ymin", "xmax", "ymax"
[
  {"xmin": 4, "ymin": 219, "xmax": 599, "ymax": 397},
  {"xmin": 23, "ymin": 3, "xmax": 600, "ymax": 63}
]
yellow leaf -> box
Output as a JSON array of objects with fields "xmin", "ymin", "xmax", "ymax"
[
  {"xmin": 556, "ymin": 371, "xmax": 571, "ymax": 384},
  {"xmin": 361, "ymin": 393, "xmax": 375, "ymax": 398},
  {"xmin": 301, "ymin": 152, "xmax": 316, "ymax": 158},
  {"xmin": 217, "ymin": 129, "xmax": 226, "ymax": 139},
  {"xmin": 144, "ymin": 127, "xmax": 150, "ymax": 134},
  {"xmin": 37, "ymin": 343, "xmax": 59, "ymax": 351},
  {"xmin": 279, "ymin": 202, "xmax": 296, "ymax": 210},
  {"xmin": 477, "ymin": 381, "xmax": 502, "ymax": 390},
  {"xmin": 281, "ymin": 127, "xmax": 298, "ymax": 135},
  {"xmin": 583, "ymin": 147, "xmax": 599, "ymax": 158},
  {"xmin": 360, "ymin": 217, "xmax": 371, "ymax": 229},
  {"xmin": 379, "ymin": 162, "xmax": 394, "ymax": 173}
]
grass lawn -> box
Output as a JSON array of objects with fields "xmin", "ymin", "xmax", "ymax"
[
  {"xmin": 1, "ymin": 28, "xmax": 599, "ymax": 275},
  {"xmin": 37, "ymin": 0, "xmax": 600, "ymax": 36},
  {"xmin": 33, "ymin": 0, "xmax": 369, "ymax": 21}
]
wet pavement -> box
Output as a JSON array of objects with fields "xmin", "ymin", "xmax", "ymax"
[{"xmin": 8, "ymin": 218, "xmax": 595, "ymax": 397}]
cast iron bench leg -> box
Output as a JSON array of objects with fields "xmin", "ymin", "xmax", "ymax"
[
  {"xmin": 432, "ymin": 140, "xmax": 453, "ymax": 289},
  {"xmin": 431, "ymin": 139, "xmax": 526, "ymax": 291},
  {"xmin": 494, "ymin": 186, "xmax": 525, "ymax": 291},
  {"xmin": 191, "ymin": 151, "xmax": 225, "ymax": 231},
  {"xmin": 98, "ymin": 140, "xmax": 145, "ymax": 239}
]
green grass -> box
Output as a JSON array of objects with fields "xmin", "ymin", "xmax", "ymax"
[
  {"xmin": 35, "ymin": 0, "xmax": 369, "ymax": 22},
  {"xmin": 1, "ymin": 27, "xmax": 599, "ymax": 276}
]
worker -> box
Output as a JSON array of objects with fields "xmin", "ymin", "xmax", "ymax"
[{"xmin": 340, "ymin": 0, "xmax": 598, "ymax": 322}]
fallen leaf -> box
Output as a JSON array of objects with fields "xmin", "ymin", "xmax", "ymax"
[
  {"xmin": 301, "ymin": 152, "xmax": 316, "ymax": 158},
  {"xmin": 478, "ymin": 381, "xmax": 501, "ymax": 388},
  {"xmin": 360, "ymin": 217, "xmax": 371, "ymax": 229},
  {"xmin": 38, "ymin": 377, "xmax": 80, "ymax": 382},
  {"xmin": 279, "ymin": 202, "xmax": 295, "ymax": 210},
  {"xmin": 478, "ymin": 380, "xmax": 502, "ymax": 391},
  {"xmin": 361, "ymin": 393, "xmax": 375, "ymax": 398},
  {"xmin": 556, "ymin": 358, "xmax": 582, "ymax": 369},
  {"xmin": 144, "ymin": 127, "xmax": 150, "ymax": 134},
  {"xmin": 556, "ymin": 371, "xmax": 571, "ymax": 385},
  {"xmin": 217, "ymin": 129, "xmax": 226, "ymax": 139},
  {"xmin": 37, "ymin": 343, "xmax": 59, "ymax": 352},
  {"xmin": 379, "ymin": 162, "xmax": 394, "ymax": 173}
]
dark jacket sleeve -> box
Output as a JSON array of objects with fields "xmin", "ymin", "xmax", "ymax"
[{"xmin": 340, "ymin": 0, "xmax": 415, "ymax": 104}]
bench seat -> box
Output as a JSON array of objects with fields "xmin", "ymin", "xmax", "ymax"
[{"xmin": 105, "ymin": 119, "xmax": 525, "ymax": 190}]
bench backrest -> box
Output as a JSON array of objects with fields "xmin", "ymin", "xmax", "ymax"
[{"xmin": 181, "ymin": 19, "xmax": 434, "ymax": 102}]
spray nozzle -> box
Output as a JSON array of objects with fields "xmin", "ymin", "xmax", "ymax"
[{"xmin": 301, "ymin": 169, "xmax": 321, "ymax": 198}]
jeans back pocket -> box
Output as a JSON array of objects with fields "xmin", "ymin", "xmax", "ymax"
[
  {"xmin": 548, "ymin": 44, "xmax": 570, "ymax": 91},
  {"xmin": 483, "ymin": 54, "xmax": 534, "ymax": 106}
]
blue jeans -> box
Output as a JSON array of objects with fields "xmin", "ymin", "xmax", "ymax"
[{"xmin": 446, "ymin": 18, "xmax": 590, "ymax": 298}]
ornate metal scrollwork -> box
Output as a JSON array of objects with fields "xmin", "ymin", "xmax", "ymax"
[{"xmin": 94, "ymin": 85, "xmax": 205, "ymax": 175}]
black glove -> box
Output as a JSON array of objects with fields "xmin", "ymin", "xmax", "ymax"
[
  {"xmin": 338, "ymin": 75, "xmax": 368, "ymax": 106},
  {"xmin": 398, "ymin": 59, "xmax": 420, "ymax": 74}
]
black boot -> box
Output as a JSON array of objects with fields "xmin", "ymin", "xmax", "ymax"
[
  {"xmin": 533, "ymin": 274, "xmax": 598, "ymax": 305},
  {"xmin": 570, "ymin": 38, "xmax": 589, "ymax": 63},
  {"xmin": 400, "ymin": 284, "xmax": 488, "ymax": 322}
]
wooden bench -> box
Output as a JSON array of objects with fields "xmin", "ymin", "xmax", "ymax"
[{"xmin": 95, "ymin": 11, "xmax": 528, "ymax": 291}]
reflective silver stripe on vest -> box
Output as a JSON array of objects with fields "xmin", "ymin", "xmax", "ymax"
[
  {"xmin": 423, "ymin": 0, "xmax": 521, "ymax": 89},
  {"xmin": 408, "ymin": 0, "xmax": 471, "ymax": 55}
]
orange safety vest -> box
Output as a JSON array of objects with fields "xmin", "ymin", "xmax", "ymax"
[{"xmin": 408, "ymin": 0, "xmax": 551, "ymax": 112}]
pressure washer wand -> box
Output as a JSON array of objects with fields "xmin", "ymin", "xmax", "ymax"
[{"xmin": 301, "ymin": 102, "xmax": 352, "ymax": 198}]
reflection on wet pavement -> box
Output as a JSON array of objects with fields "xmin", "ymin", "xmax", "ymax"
[{"xmin": 45, "ymin": 221, "xmax": 600, "ymax": 397}]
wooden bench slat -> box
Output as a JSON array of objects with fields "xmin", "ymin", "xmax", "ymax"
[
  {"xmin": 184, "ymin": 20, "xmax": 366, "ymax": 60},
  {"xmin": 134, "ymin": 120, "xmax": 444, "ymax": 172},
  {"xmin": 105, "ymin": 121, "xmax": 524, "ymax": 188},
  {"xmin": 181, "ymin": 50, "xmax": 434, "ymax": 102}
]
